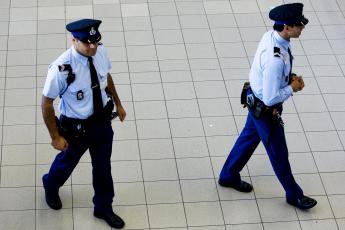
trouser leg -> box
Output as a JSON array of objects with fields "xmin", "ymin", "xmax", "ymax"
[
  {"xmin": 43, "ymin": 140, "xmax": 89, "ymax": 192},
  {"xmin": 220, "ymin": 113, "xmax": 261, "ymax": 183},
  {"xmin": 256, "ymin": 113, "xmax": 303, "ymax": 200},
  {"xmin": 89, "ymin": 121, "xmax": 115, "ymax": 211}
]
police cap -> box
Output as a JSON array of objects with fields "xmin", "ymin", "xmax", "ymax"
[
  {"xmin": 66, "ymin": 19, "xmax": 102, "ymax": 44},
  {"xmin": 269, "ymin": 3, "xmax": 308, "ymax": 26}
]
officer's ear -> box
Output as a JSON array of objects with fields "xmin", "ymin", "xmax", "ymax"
[{"xmin": 71, "ymin": 36, "xmax": 78, "ymax": 44}]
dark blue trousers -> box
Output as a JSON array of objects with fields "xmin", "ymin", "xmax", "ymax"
[
  {"xmin": 220, "ymin": 109, "xmax": 303, "ymax": 200},
  {"xmin": 43, "ymin": 120, "xmax": 114, "ymax": 211}
]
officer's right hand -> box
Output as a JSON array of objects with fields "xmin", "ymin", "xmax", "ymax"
[{"xmin": 51, "ymin": 135, "xmax": 69, "ymax": 151}]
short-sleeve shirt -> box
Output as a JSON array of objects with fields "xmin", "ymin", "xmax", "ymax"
[
  {"xmin": 249, "ymin": 30, "xmax": 293, "ymax": 107},
  {"xmin": 43, "ymin": 45, "xmax": 111, "ymax": 119}
]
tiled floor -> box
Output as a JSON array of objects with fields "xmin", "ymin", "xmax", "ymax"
[{"xmin": 0, "ymin": 0, "xmax": 345, "ymax": 229}]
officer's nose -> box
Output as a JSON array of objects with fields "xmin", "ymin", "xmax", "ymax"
[{"xmin": 89, "ymin": 43, "xmax": 97, "ymax": 48}]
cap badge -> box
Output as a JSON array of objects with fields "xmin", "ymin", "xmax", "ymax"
[{"xmin": 89, "ymin": 27, "xmax": 96, "ymax": 35}]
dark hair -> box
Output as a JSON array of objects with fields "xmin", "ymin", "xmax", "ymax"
[
  {"xmin": 273, "ymin": 24, "xmax": 285, "ymax": 32},
  {"xmin": 273, "ymin": 23, "xmax": 299, "ymax": 32}
]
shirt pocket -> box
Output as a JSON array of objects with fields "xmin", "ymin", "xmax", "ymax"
[{"xmin": 67, "ymin": 83, "xmax": 91, "ymax": 103}]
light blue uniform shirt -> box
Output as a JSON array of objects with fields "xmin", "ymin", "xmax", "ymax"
[
  {"xmin": 249, "ymin": 30, "xmax": 293, "ymax": 107},
  {"xmin": 43, "ymin": 45, "xmax": 111, "ymax": 119}
]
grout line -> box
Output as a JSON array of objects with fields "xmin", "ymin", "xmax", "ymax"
[{"xmin": 118, "ymin": 2, "xmax": 152, "ymax": 229}]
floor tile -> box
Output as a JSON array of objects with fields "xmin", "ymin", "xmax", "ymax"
[
  {"xmin": 203, "ymin": 116, "xmax": 237, "ymax": 136},
  {"xmin": 207, "ymin": 135, "xmax": 236, "ymax": 157},
  {"xmin": 166, "ymin": 99, "xmax": 200, "ymax": 118},
  {"xmin": 257, "ymin": 198, "xmax": 298, "ymax": 222},
  {"xmin": 154, "ymin": 29, "xmax": 184, "ymax": 45},
  {"xmin": 142, "ymin": 159, "xmax": 178, "ymax": 181},
  {"xmin": 194, "ymin": 81, "xmax": 228, "ymax": 98},
  {"xmin": 148, "ymin": 203, "xmax": 187, "ymax": 228},
  {"xmin": 300, "ymin": 219, "xmax": 338, "ymax": 230},
  {"xmin": 125, "ymin": 30, "xmax": 154, "ymax": 46},
  {"xmin": 10, "ymin": 7, "xmax": 37, "ymax": 21},
  {"xmin": 36, "ymin": 209, "xmax": 73, "ymax": 230},
  {"xmin": 145, "ymin": 180, "xmax": 182, "ymax": 204},
  {"xmin": 177, "ymin": 157, "xmax": 214, "ymax": 179},
  {"xmin": 112, "ymin": 139, "xmax": 140, "ymax": 161},
  {"xmin": 251, "ymin": 175, "xmax": 284, "ymax": 199},
  {"xmin": 179, "ymin": 14, "xmax": 208, "ymax": 29},
  {"xmin": 226, "ymin": 223, "xmax": 263, "ymax": 230},
  {"xmin": 117, "ymin": 205, "xmax": 149, "ymax": 229},
  {"xmin": 204, "ymin": 1, "xmax": 232, "ymax": 14},
  {"xmin": 185, "ymin": 201, "xmax": 224, "ymax": 226},
  {"xmin": 338, "ymin": 219, "xmax": 345, "ymax": 230},
  {"xmin": 207, "ymin": 14, "xmax": 237, "ymax": 28},
  {"xmin": 163, "ymin": 82, "xmax": 196, "ymax": 100},
  {"xmin": 295, "ymin": 173, "xmax": 326, "ymax": 196},
  {"xmin": 139, "ymin": 138, "xmax": 174, "ymax": 159},
  {"xmin": 0, "ymin": 187, "xmax": 35, "ymax": 210},
  {"xmin": 176, "ymin": 1, "xmax": 204, "ymax": 15},
  {"xmin": 2, "ymin": 144, "xmax": 35, "ymax": 165},
  {"xmin": 137, "ymin": 119, "xmax": 171, "ymax": 139},
  {"xmin": 115, "ymin": 182, "xmax": 146, "ymax": 206},
  {"xmin": 263, "ymin": 221, "xmax": 301, "ymax": 230},
  {"xmin": 9, "ymin": 20, "xmax": 37, "ymax": 35},
  {"xmin": 112, "ymin": 160, "xmax": 143, "ymax": 182},
  {"xmin": 169, "ymin": 117, "xmax": 204, "ymax": 137},
  {"xmin": 313, "ymin": 151, "xmax": 345, "ymax": 172},
  {"xmin": 306, "ymin": 131, "xmax": 343, "ymax": 152},
  {"xmin": 173, "ymin": 136, "xmax": 209, "ymax": 158},
  {"xmin": 2, "ymin": 124, "xmax": 35, "ymax": 145},
  {"xmin": 134, "ymin": 100, "xmax": 167, "ymax": 119},
  {"xmin": 66, "ymin": 5, "xmax": 93, "ymax": 19},
  {"xmin": 72, "ymin": 184, "xmax": 94, "ymax": 208},
  {"xmin": 132, "ymin": 83, "xmax": 164, "ymax": 101},
  {"xmin": 1, "ymin": 165, "xmax": 35, "ymax": 187},
  {"xmin": 222, "ymin": 200, "xmax": 261, "ymax": 224},
  {"xmin": 121, "ymin": 3, "xmax": 149, "ymax": 17},
  {"xmin": 329, "ymin": 195, "xmax": 345, "ymax": 218},
  {"xmin": 180, "ymin": 178, "xmax": 219, "ymax": 202},
  {"xmin": 149, "ymin": 2, "xmax": 177, "ymax": 16},
  {"xmin": 94, "ymin": 3, "xmax": 121, "ymax": 18},
  {"xmin": 321, "ymin": 172, "xmax": 345, "ymax": 194},
  {"xmin": 151, "ymin": 15, "xmax": 180, "ymax": 30},
  {"xmin": 299, "ymin": 112, "xmax": 335, "ymax": 132},
  {"xmin": 0, "ymin": 210, "xmax": 35, "ymax": 230}
]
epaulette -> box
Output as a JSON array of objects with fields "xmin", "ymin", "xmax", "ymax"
[{"xmin": 273, "ymin": 47, "xmax": 281, "ymax": 57}]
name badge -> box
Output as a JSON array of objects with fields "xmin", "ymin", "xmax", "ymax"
[{"xmin": 76, "ymin": 90, "xmax": 84, "ymax": 100}]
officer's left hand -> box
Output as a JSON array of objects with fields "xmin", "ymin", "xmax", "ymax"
[
  {"xmin": 291, "ymin": 75, "xmax": 305, "ymax": 91},
  {"xmin": 116, "ymin": 105, "xmax": 126, "ymax": 122}
]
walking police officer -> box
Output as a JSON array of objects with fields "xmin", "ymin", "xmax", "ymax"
[
  {"xmin": 41, "ymin": 19, "xmax": 126, "ymax": 228},
  {"xmin": 219, "ymin": 3, "xmax": 317, "ymax": 210}
]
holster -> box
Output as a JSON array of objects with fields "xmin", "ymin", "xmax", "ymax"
[{"xmin": 55, "ymin": 115, "xmax": 87, "ymax": 142}]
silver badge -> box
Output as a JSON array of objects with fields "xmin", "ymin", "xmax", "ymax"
[{"xmin": 89, "ymin": 27, "xmax": 96, "ymax": 35}]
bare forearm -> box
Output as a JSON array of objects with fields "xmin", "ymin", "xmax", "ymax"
[
  {"xmin": 41, "ymin": 96, "xmax": 59, "ymax": 140},
  {"xmin": 107, "ymin": 73, "xmax": 122, "ymax": 107}
]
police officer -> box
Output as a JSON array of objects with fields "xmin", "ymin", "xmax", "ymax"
[
  {"xmin": 219, "ymin": 3, "xmax": 317, "ymax": 210},
  {"xmin": 41, "ymin": 19, "xmax": 126, "ymax": 228}
]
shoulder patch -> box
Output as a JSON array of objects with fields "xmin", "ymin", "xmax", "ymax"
[{"xmin": 273, "ymin": 47, "xmax": 281, "ymax": 57}]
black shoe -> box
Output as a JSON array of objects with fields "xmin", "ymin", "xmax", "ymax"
[
  {"xmin": 44, "ymin": 188, "xmax": 62, "ymax": 210},
  {"xmin": 218, "ymin": 179, "xmax": 253, "ymax": 193},
  {"xmin": 94, "ymin": 210, "xmax": 125, "ymax": 229},
  {"xmin": 287, "ymin": 195, "xmax": 317, "ymax": 210}
]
